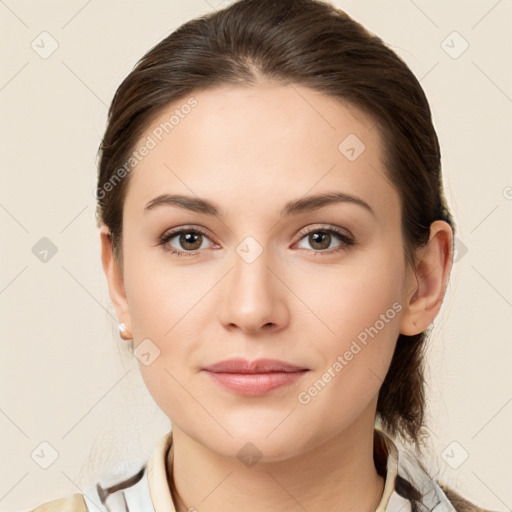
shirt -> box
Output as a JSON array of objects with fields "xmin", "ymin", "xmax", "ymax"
[{"xmin": 27, "ymin": 426, "xmax": 461, "ymax": 512}]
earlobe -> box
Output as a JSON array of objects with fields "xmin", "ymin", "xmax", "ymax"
[
  {"xmin": 399, "ymin": 220, "xmax": 454, "ymax": 336},
  {"xmin": 99, "ymin": 225, "xmax": 133, "ymax": 336}
]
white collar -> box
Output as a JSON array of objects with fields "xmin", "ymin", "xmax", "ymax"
[{"xmin": 145, "ymin": 427, "xmax": 454, "ymax": 512}]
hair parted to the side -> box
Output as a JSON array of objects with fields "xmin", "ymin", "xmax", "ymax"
[{"xmin": 95, "ymin": 0, "xmax": 479, "ymax": 509}]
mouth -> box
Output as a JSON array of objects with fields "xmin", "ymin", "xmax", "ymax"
[{"xmin": 201, "ymin": 358, "xmax": 310, "ymax": 396}]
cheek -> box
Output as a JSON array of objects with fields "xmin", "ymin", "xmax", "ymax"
[
  {"xmin": 123, "ymin": 242, "xmax": 198, "ymax": 338},
  {"xmin": 295, "ymin": 247, "xmax": 405, "ymax": 396},
  {"xmin": 293, "ymin": 244, "xmax": 406, "ymax": 338},
  {"xmin": 296, "ymin": 292, "xmax": 401, "ymax": 435},
  {"xmin": 122, "ymin": 247, "xmax": 207, "ymax": 401}
]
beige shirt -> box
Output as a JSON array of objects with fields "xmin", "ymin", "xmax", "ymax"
[{"xmin": 29, "ymin": 427, "xmax": 457, "ymax": 512}]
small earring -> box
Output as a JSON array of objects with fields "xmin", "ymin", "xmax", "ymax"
[{"xmin": 118, "ymin": 322, "xmax": 133, "ymax": 341}]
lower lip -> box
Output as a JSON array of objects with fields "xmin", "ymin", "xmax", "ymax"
[{"xmin": 203, "ymin": 370, "xmax": 308, "ymax": 396}]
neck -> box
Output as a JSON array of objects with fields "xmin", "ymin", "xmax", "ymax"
[{"xmin": 167, "ymin": 412, "xmax": 387, "ymax": 512}]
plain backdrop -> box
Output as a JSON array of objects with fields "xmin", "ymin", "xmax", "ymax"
[{"xmin": 1, "ymin": 0, "xmax": 511, "ymax": 510}]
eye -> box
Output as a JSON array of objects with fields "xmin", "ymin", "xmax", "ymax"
[
  {"xmin": 294, "ymin": 225, "xmax": 355, "ymax": 255},
  {"xmin": 158, "ymin": 226, "xmax": 214, "ymax": 256}
]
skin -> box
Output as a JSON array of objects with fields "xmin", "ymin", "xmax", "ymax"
[{"xmin": 100, "ymin": 82, "xmax": 453, "ymax": 512}]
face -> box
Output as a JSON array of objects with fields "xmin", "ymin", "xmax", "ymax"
[{"xmin": 106, "ymin": 82, "xmax": 419, "ymax": 461}]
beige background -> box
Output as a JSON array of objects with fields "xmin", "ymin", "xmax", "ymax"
[{"xmin": 1, "ymin": 0, "xmax": 511, "ymax": 510}]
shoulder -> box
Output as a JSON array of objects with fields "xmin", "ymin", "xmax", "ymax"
[
  {"xmin": 380, "ymin": 430, "xmax": 498, "ymax": 512},
  {"xmin": 23, "ymin": 432, "xmax": 171, "ymax": 512},
  {"xmin": 437, "ymin": 481, "xmax": 498, "ymax": 512},
  {"xmin": 27, "ymin": 493, "xmax": 87, "ymax": 512},
  {"xmin": 25, "ymin": 463, "xmax": 150, "ymax": 512}
]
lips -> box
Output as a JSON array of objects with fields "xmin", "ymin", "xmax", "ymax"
[
  {"xmin": 201, "ymin": 358, "xmax": 309, "ymax": 396},
  {"xmin": 202, "ymin": 358, "xmax": 308, "ymax": 373}
]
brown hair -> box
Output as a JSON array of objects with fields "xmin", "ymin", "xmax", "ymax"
[{"xmin": 95, "ymin": 0, "xmax": 477, "ymax": 509}]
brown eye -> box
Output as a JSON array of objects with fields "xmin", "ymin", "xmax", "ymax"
[
  {"xmin": 176, "ymin": 232, "xmax": 203, "ymax": 251},
  {"xmin": 295, "ymin": 226, "xmax": 355, "ymax": 254},
  {"xmin": 308, "ymin": 232, "xmax": 332, "ymax": 250},
  {"xmin": 158, "ymin": 227, "xmax": 213, "ymax": 256}
]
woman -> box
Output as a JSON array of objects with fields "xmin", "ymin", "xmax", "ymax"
[{"xmin": 27, "ymin": 0, "xmax": 496, "ymax": 510}]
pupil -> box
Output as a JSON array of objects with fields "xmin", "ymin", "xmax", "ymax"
[
  {"xmin": 311, "ymin": 232, "xmax": 329, "ymax": 249},
  {"xmin": 182, "ymin": 232, "xmax": 201, "ymax": 249}
]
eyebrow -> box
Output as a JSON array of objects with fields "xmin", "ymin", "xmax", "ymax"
[{"xmin": 143, "ymin": 192, "xmax": 375, "ymax": 218}]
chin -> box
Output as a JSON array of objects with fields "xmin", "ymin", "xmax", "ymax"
[{"xmin": 204, "ymin": 426, "xmax": 311, "ymax": 464}]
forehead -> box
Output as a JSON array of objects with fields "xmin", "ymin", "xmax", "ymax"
[{"xmin": 124, "ymin": 83, "xmax": 398, "ymax": 222}]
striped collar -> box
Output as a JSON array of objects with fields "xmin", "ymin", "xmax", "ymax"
[{"xmin": 82, "ymin": 427, "xmax": 457, "ymax": 511}]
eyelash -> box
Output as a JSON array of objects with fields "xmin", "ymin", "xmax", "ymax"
[{"xmin": 157, "ymin": 225, "xmax": 356, "ymax": 257}]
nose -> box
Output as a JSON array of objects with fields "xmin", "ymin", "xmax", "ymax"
[{"xmin": 218, "ymin": 244, "xmax": 289, "ymax": 334}]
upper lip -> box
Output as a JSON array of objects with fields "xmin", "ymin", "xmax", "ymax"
[{"xmin": 202, "ymin": 358, "xmax": 308, "ymax": 373}]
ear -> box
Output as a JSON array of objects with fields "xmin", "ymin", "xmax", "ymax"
[
  {"xmin": 100, "ymin": 225, "xmax": 132, "ymax": 335},
  {"xmin": 399, "ymin": 220, "xmax": 454, "ymax": 336}
]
